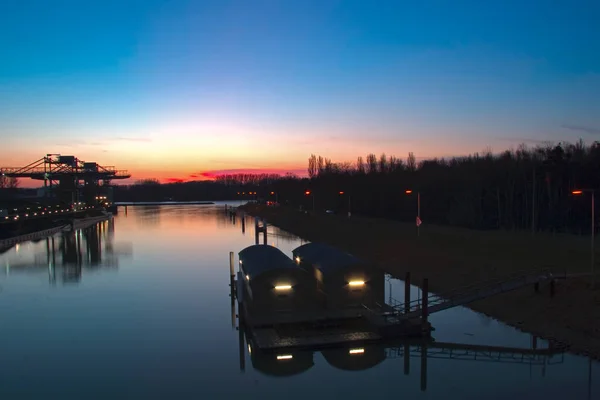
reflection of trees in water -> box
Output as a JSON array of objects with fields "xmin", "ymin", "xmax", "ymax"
[
  {"xmin": 133, "ymin": 206, "xmax": 162, "ymax": 227},
  {"xmin": 267, "ymin": 227, "xmax": 303, "ymax": 245}
]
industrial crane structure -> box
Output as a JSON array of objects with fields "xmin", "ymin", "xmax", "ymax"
[{"xmin": 0, "ymin": 154, "xmax": 131, "ymax": 206}]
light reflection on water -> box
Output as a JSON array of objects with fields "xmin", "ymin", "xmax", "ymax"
[{"xmin": 0, "ymin": 203, "xmax": 597, "ymax": 400}]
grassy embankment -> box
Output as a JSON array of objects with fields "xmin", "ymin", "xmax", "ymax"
[{"xmin": 241, "ymin": 204, "xmax": 600, "ymax": 359}]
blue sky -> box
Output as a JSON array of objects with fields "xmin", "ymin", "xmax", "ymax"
[{"xmin": 0, "ymin": 0, "xmax": 598, "ymax": 181}]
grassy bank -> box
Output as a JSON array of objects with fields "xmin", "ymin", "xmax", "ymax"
[{"xmin": 241, "ymin": 204, "xmax": 600, "ymax": 359}]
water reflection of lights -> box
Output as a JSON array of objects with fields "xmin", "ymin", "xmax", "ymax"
[{"xmin": 349, "ymin": 348, "xmax": 365, "ymax": 355}]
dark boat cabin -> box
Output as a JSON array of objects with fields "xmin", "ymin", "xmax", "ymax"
[
  {"xmin": 292, "ymin": 242, "xmax": 384, "ymax": 309},
  {"xmin": 238, "ymin": 245, "xmax": 317, "ymax": 313}
]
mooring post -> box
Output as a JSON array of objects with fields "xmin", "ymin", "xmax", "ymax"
[
  {"xmin": 420, "ymin": 343, "xmax": 428, "ymax": 392},
  {"xmin": 254, "ymin": 217, "xmax": 259, "ymax": 244},
  {"xmin": 532, "ymin": 335, "xmax": 538, "ymax": 350},
  {"xmin": 534, "ymin": 282, "xmax": 540, "ymax": 293},
  {"xmin": 51, "ymin": 236, "xmax": 56, "ymax": 266},
  {"xmin": 238, "ymin": 319, "xmax": 245, "ymax": 372},
  {"xmin": 550, "ymin": 279, "xmax": 555, "ymax": 297},
  {"xmin": 262, "ymin": 218, "xmax": 267, "ymax": 244},
  {"xmin": 229, "ymin": 251, "xmax": 235, "ymax": 280},
  {"xmin": 231, "ymin": 288, "xmax": 236, "ymax": 329},
  {"xmin": 241, "ymin": 213, "xmax": 246, "ymax": 233},
  {"xmin": 405, "ymin": 272, "xmax": 411, "ymax": 314},
  {"xmin": 422, "ymin": 278, "xmax": 429, "ymax": 327},
  {"xmin": 403, "ymin": 343, "xmax": 410, "ymax": 375}
]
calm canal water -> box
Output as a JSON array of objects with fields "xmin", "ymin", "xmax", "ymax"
[{"xmin": 0, "ymin": 204, "xmax": 598, "ymax": 399}]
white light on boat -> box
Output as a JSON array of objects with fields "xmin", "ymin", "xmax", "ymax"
[
  {"xmin": 275, "ymin": 285, "xmax": 292, "ymax": 291},
  {"xmin": 248, "ymin": 344, "xmax": 252, "ymax": 355},
  {"xmin": 349, "ymin": 348, "xmax": 365, "ymax": 355},
  {"xmin": 349, "ymin": 280, "xmax": 365, "ymax": 286},
  {"xmin": 277, "ymin": 354, "xmax": 293, "ymax": 360},
  {"xmin": 246, "ymin": 275, "xmax": 250, "ymax": 281},
  {"xmin": 295, "ymin": 256, "xmax": 301, "ymax": 263}
]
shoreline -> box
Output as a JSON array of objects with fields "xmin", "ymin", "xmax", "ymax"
[
  {"xmin": 240, "ymin": 204, "xmax": 600, "ymax": 359},
  {"xmin": 114, "ymin": 201, "xmax": 215, "ymax": 206}
]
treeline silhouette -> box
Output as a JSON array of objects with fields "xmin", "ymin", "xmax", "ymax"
[
  {"xmin": 292, "ymin": 141, "xmax": 600, "ymax": 233},
  {"xmin": 113, "ymin": 140, "xmax": 599, "ymax": 234},
  {"xmin": 113, "ymin": 179, "xmax": 239, "ymax": 202}
]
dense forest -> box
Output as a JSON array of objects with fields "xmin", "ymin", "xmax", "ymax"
[{"xmin": 115, "ymin": 141, "xmax": 600, "ymax": 234}]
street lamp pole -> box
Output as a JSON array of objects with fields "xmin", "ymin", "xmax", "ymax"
[
  {"xmin": 339, "ymin": 191, "xmax": 351, "ymax": 217},
  {"xmin": 417, "ymin": 191, "xmax": 421, "ymax": 237},
  {"xmin": 305, "ymin": 191, "xmax": 314, "ymax": 212},
  {"xmin": 573, "ymin": 189, "xmax": 596, "ymax": 289},
  {"xmin": 405, "ymin": 189, "xmax": 421, "ymax": 237},
  {"xmin": 348, "ymin": 195, "xmax": 352, "ymax": 218},
  {"xmin": 592, "ymin": 191, "xmax": 595, "ymax": 289}
]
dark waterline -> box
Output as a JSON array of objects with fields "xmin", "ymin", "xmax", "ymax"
[{"xmin": 0, "ymin": 203, "xmax": 598, "ymax": 399}]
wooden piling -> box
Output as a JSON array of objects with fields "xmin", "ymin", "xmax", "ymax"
[
  {"xmin": 532, "ymin": 335, "xmax": 538, "ymax": 349},
  {"xmin": 422, "ymin": 278, "xmax": 429, "ymax": 326},
  {"xmin": 534, "ymin": 282, "xmax": 539, "ymax": 293},
  {"xmin": 403, "ymin": 343, "xmax": 410, "ymax": 375},
  {"xmin": 262, "ymin": 218, "xmax": 267, "ymax": 244},
  {"xmin": 420, "ymin": 343, "xmax": 428, "ymax": 392},
  {"xmin": 405, "ymin": 272, "xmax": 411, "ymax": 314},
  {"xmin": 229, "ymin": 251, "xmax": 235, "ymax": 279},
  {"xmin": 238, "ymin": 320, "xmax": 246, "ymax": 372},
  {"xmin": 241, "ymin": 214, "xmax": 245, "ymax": 233},
  {"xmin": 550, "ymin": 279, "xmax": 555, "ymax": 297}
]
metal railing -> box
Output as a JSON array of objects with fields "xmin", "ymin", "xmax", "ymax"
[
  {"xmin": 385, "ymin": 342, "xmax": 565, "ymax": 365},
  {"xmin": 387, "ymin": 270, "xmax": 555, "ymax": 321}
]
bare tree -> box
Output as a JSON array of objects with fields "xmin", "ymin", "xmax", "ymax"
[
  {"xmin": 407, "ymin": 152, "xmax": 417, "ymax": 171},
  {"xmin": 356, "ymin": 156, "xmax": 365, "ymax": 174},
  {"xmin": 366, "ymin": 153, "xmax": 377, "ymax": 174},
  {"xmin": 308, "ymin": 154, "xmax": 318, "ymax": 178}
]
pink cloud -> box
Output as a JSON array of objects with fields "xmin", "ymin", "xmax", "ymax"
[{"xmin": 197, "ymin": 168, "xmax": 307, "ymax": 178}]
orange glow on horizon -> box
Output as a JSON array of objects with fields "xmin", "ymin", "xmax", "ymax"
[
  {"xmin": 305, "ymin": 190, "xmax": 311, "ymax": 195},
  {"xmin": 572, "ymin": 190, "xmax": 583, "ymax": 195},
  {"xmin": 405, "ymin": 190, "xmax": 413, "ymax": 194}
]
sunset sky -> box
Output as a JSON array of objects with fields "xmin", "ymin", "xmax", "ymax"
[{"xmin": 1, "ymin": 0, "xmax": 598, "ymax": 185}]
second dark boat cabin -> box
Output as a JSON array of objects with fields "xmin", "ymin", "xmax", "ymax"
[{"xmin": 292, "ymin": 242, "xmax": 385, "ymax": 309}]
